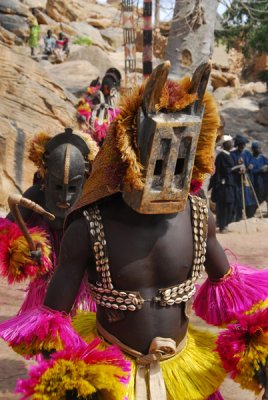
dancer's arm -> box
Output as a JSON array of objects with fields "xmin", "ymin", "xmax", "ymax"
[{"xmin": 44, "ymin": 217, "xmax": 92, "ymax": 313}]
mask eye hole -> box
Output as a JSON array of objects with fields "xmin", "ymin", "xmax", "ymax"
[
  {"xmin": 174, "ymin": 158, "xmax": 185, "ymax": 175},
  {"xmin": 56, "ymin": 184, "xmax": 63, "ymax": 191},
  {"xmin": 69, "ymin": 186, "xmax": 76, "ymax": 193},
  {"xmin": 154, "ymin": 160, "xmax": 163, "ymax": 176}
]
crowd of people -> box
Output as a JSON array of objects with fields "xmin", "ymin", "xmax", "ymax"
[
  {"xmin": 28, "ymin": 8, "xmax": 69, "ymax": 61},
  {"xmin": 210, "ymin": 134, "xmax": 268, "ymax": 233}
]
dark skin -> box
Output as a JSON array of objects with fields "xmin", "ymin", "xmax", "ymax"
[
  {"xmin": 7, "ymin": 185, "xmax": 45, "ymax": 223},
  {"xmin": 44, "ymin": 193, "xmax": 229, "ymax": 353}
]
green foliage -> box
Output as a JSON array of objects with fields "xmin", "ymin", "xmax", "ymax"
[
  {"xmin": 73, "ymin": 35, "xmax": 92, "ymax": 46},
  {"xmin": 216, "ymin": 0, "xmax": 268, "ymax": 57}
]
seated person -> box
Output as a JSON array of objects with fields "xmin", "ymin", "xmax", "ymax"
[
  {"xmin": 56, "ymin": 32, "xmax": 69, "ymax": 54},
  {"xmin": 44, "ymin": 30, "xmax": 56, "ymax": 55}
]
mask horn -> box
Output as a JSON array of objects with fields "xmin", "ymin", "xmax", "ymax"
[
  {"xmin": 142, "ymin": 61, "xmax": 170, "ymax": 116},
  {"xmin": 189, "ymin": 62, "xmax": 212, "ymax": 111}
]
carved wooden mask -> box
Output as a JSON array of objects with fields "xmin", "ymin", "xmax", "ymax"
[{"xmin": 123, "ymin": 61, "xmax": 211, "ymax": 214}]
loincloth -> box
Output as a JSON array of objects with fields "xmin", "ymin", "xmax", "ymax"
[{"xmin": 72, "ymin": 312, "xmax": 226, "ymax": 400}]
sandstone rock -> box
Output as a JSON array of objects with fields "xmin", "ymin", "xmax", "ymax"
[
  {"xmin": 256, "ymin": 96, "xmax": 268, "ymax": 126},
  {"xmin": 100, "ymin": 27, "xmax": 123, "ymax": 49},
  {"xmin": 20, "ymin": 0, "xmax": 47, "ymax": 8},
  {"xmin": 219, "ymin": 95, "xmax": 268, "ymax": 153},
  {"xmin": 213, "ymin": 87, "xmax": 239, "ymax": 102},
  {"xmin": 0, "ymin": 0, "xmax": 29, "ymax": 17},
  {"xmin": 0, "ymin": 25, "xmax": 22, "ymax": 45},
  {"xmin": 0, "ymin": 14, "xmax": 28, "ymax": 37},
  {"xmin": 70, "ymin": 22, "xmax": 111, "ymax": 50},
  {"xmin": 211, "ymin": 69, "xmax": 239, "ymax": 90},
  {"xmin": 242, "ymin": 82, "xmax": 267, "ymax": 97},
  {"xmin": 46, "ymin": 0, "xmax": 119, "ymax": 24},
  {"xmin": 0, "ymin": 118, "xmax": 36, "ymax": 207},
  {"xmin": 46, "ymin": 60, "xmax": 99, "ymax": 95},
  {"xmin": 68, "ymin": 45, "xmax": 114, "ymax": 76},
  {"xmin": 107, "ymin": 0, "xmax": 121, "ymax": 5},
  {"xmin": 87, "ymin": 18, "xmax": 112, "ymax": 30},
  {"xmin": 0, "ymin": 42, "xmax": 77, "ymax": 201},
  {"xmin": 35, "ymin": 10, "xmax": 57, "ymax": 25}
]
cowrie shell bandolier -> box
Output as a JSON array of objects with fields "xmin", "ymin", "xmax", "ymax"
[{"xmin": 84, "ymin": 195, "xmax": 208, "ymax": 311}]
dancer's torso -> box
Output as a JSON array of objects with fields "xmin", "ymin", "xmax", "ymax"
[{"xmin": 84, "ymin": 194, "xmax": 207, "ymax": 354}]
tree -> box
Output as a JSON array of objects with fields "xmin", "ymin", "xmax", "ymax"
[
  {"xmin": 165, "ymin": 0, "xmax": 218, "ymax": 79},
  {"xmin": 216, "ymin": 0, "xmax": 268, "ymax": 56}
]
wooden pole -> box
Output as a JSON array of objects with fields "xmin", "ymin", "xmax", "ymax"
[{"xmin": 143, "ymin": 0, "xmax": 153, "ymax": 78}]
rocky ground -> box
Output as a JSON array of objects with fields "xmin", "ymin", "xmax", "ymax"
[{"xmin": 0, "ymin": 215, "xmax": 267, "ymax": 399}]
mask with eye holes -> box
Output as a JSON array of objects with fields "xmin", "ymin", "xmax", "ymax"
[{"xmin": 43, "ymin": 128, "xmax": 90, "ymax": 229}]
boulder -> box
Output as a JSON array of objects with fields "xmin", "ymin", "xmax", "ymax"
[
  {"xmin": 213, "ymin": 87, "xmax": 239, "ymax": 102},
  {"xmin": 35, "ymin": 10, "xmax": 57, "ymax": 25},
  {"xmin": 87, "ymin": 18, "xmax": 112, "ymax": 30},
  {"xmin": 70, "ymin": 22, "xmax": 111, "ymax": 50},
  {"xmin": 0, "ymin": 25, "xmax": 23, "ymax": 45},
  {"xmin": 20, "ymin": 0, "xmax": 47, "ymax": 8},
  {"xmin": 211, "ymin": 69, "xmax": 239, "ymax": 90},
  {"xmin": 0, "ymin": 14, "xmax": 28, "ymax": 37},
  {"xmin": 0, "ymin": 42, "xmax": 77, "ymax": 203},
  {"xmin": 0, "ymin": 0, "xmax": 29, "ymax": 17},
  {"xmin": 242, "ymin": 82, "xmax": 267, "ymax": 97},
  {"xmin": 219, "ymin": 95, "xmax": 268, "ymax": 153},
  {"xmin": 68, "ymin": 45, "xmax": 114, "ymax": 77},
  {"xmin": 100, "ymin": 27, "xmax": 123, "ymax": 49},
  {"xmin": 45, "ymin": 0, "xmax": 120, "ymax": 25},
  {"xmin": 256, "ymin": 96, "xmax": 268, "ymax": 126},
  {"xmin": 46, "ymin": 60, "xmax": 99, "ymax": 95}
]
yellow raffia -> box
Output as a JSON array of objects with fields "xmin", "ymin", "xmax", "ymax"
[
  {"xmin": 13, "ymin": 333, "xmax": 64, "ymax": 357},
  {"xmin": 33, "ymin": 360, "xmax": 128, "ymax": 400},
  {"xmin": 9, "ymin": 232, "xmax": 51, "ymax": 281},
  {"xmin": 28, "ymin": 130, "xmax": 99, "ymax": 178},
  {"xmin": 77, "ymin": 102, "xmax": 91, "ymax": 112},
  {"xmin": 192, "ymin": 91, "xmax": 220, "ymax": 182},
  {"xmin": 233, "ymin": 301, "xmax": 268, "ymax": 393},
  {"xmin": 115, "ymin": 85, "xmax": 145, "ymax": 190},
  {"xmin": 72, "ymin": 312, "xmax": 226, "ymax": 400},
  {"xmin": 246, "ymin": 298, "xmax": 268, "ymax": 315},
  {"xmin": 28, "ymin": 132, "xmax": 52, "ymax": 179},
  {"xmin": 235, "ymin": 332, "xmax": 268, "ymax": 393}
]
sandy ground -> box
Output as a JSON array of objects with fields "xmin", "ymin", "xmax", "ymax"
[{"xmin": 0, "ymin": 217, "xmax": 267, "ymax": 399}]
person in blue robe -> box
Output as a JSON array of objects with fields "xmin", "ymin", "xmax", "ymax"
[
  {"xmin": 251, "ymin": 141, "xmax": 268, "ymax": 207},
  {"xmin": 210, "ymin": 135, "xmax": 236, "ymax": 233},
  {"xmin": 231, "ymin": 135, "xmax": 256, "ymax": 221}
]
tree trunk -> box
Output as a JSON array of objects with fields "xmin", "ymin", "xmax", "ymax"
[
  {"xmin": 155, "ymin": 0, "xmax": 160, "ymax": 29},
  {"xmin": 165, "ymin": 0, "xmax": 218, "ymax": 79}
]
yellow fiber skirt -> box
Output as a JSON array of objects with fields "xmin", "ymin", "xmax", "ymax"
[{"xmin": 72, "ymin": 312, "xmax": 226, "ymax": 400}]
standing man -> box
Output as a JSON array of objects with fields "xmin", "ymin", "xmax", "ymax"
[
  {"xmin": 211, "ymin": 135, "xmax": 235, "ymax": 233},
  {"xmin": 231, "ymin": 135, "xmax": 256, "ymax": 220},
  {"xmin": 251, "ymin": 141, "xmax": 268, "ymax": 207}
]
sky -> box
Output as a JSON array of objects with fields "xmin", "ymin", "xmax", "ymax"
[{"xmin": 96, "ymin": 0, "xmax": 227, "ymax": 22}]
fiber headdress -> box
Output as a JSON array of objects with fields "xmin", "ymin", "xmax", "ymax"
[
  {"xmin": 69, "ymin": 61, "xmax": 220, "ymax": 216},
  {"xmin": 29, "ymin": 128, "xmax": 99, "ymax": 179}
]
